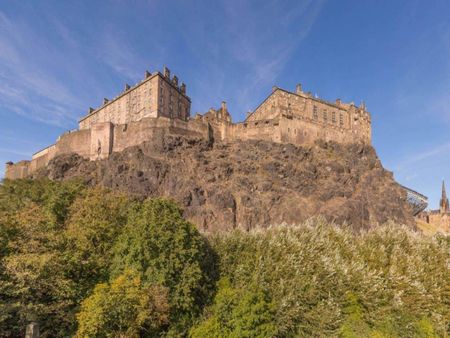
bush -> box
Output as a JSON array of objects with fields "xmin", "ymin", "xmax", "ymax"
[
  {"xmin": 76, "ymin": 269, "xmax": 170, "ymax": 338},
  {"xmin": 110, "ymin": 198, "xmax": 217, "ymax": 335},
  {"xmin": 190, "ymin": 278, "xmax": 277, "ymax": 338},
  {"xmin": 208, "ymin": 219, "xmax": 449, "ymax": 337}
]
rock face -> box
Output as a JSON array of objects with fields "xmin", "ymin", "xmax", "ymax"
[{"xmin": 33, "ymin": 134, "xmax": 415, "ymax": 232}]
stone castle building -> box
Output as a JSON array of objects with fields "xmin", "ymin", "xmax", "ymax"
[
  {"xmin": 417, "ymin": 181, "xmax": 450, "ymax": 232},
  {"xmin": 5, "ymin": 66, "xmax": 371, "ymax": 179}
]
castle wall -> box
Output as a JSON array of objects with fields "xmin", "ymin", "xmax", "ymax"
[
  {"xmin": 428, "ymin": 212, "xmax": 450, "ymax": 232},
  {"xmin": 228, "ymin": 118, "xmax": 281, "ymax": 143},
  {"xmin": 5, "ymin": 161, "xmax": 30, "ymax": 180},
  {"xmin": 90, "ymin": 123, "xmax": 113, "ymax": 160},
  {"xmin": 112, "ymin": 117, "xmax": 209, "ymax": 153},
  {"xmin": 56, "ymin": 129, "xmax": 91, "ymax": 158}
]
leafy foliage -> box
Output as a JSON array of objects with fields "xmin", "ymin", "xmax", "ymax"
[
  {"xmin": 110, "ymin": 198, "xmax": 217, "ymax": 335},
  {"xmin": 0, "ymin": 179, "xmax": 448, "ymax": 337},
  {"xmin": 209, "ymin": 220, "xmax": 449, "ymax": 337},
  {"xmin": 75, "ymin": 269, "xmax": 170, "ymax": 338},
  {"xmin": 190, "ymin": 278, "xmax": 277, "ymax": 338}
]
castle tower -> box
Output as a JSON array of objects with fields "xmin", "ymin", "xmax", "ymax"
[{"xmin": 439, "ymin": 180, "xmax": 449, "ymax": 214}]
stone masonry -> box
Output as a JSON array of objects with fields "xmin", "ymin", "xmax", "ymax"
[
  {"xmin": 5, "ymin": 67, "xmax": 371, "ymax": 179},
  {"xmin": 417, "ymin": 181, "xmax": 450, "ymax": 232}
]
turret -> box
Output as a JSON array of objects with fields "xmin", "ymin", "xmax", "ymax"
[{"xmin": 295, "ymin": 83, "xmax": 303, "ymax": 94}]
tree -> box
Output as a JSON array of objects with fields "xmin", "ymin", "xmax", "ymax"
[
  {"xmin": 190, "ymin": 279, "xmax": 277, "ymax": 338},
  {"xmin": 110, "ymin": 198, "xmax": 217, "ymax": 335},
  {"xmin": 76, "ymin": 269, "xmax": 170, "ymax": 338}
]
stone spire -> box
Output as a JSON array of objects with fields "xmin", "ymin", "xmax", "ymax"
[{"xmin": 440, "ymin": 180, "xmax": 449, "ymax": 213}]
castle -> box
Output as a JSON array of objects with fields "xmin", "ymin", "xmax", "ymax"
[
  {"xmin": 417, "ymin": 181, "xmax": 450, "ymax": 233},
  {"xmin": 5, "ymin": 66, "xmax": 371, "ymax": 179}
]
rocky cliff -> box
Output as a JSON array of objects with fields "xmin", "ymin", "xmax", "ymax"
[{"xmin": 32, "ymin": 133, "xmax": 415, "ymax": 232}]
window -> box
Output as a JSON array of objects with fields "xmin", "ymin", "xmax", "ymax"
[
  {"xmin": 313, "ymin": 105, "xmax": 318, "ymax": 120},
  {"xmin": 323, "ymin": 110, "xmax": 328, "ymax": 123},
  {"xmin": 339, "ymin": 113, "xmax": 344, "ymax": 127},
  {"xmin": 332, "ymin": 112, "xmax": 336, "ymax": 124}
]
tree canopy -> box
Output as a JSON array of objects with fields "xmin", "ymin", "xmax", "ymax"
[{"xmin": 0, "ymin": 179, "xmax": 448, "ymax": 337}]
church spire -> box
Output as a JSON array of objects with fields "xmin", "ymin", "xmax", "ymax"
[{"xmin": 440, "ymin": 180, "xmax": 449, "ymax": 213}]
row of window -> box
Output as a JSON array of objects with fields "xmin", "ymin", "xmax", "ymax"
[{"xmin": 313, "ymin": 106, "xmax": 344, "ymax": 127}]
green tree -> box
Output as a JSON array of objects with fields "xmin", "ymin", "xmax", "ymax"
[
  {"xmin": 110, "ymin": 198, "xmax": 217, "ymax": 335},
  {"xmin": 64, "ymin": 188, "xmax": 132, "ymax": 296},
  {"xmin": 0, "ymin": 179, "xmax": 85, "ymax": 336},
  {"xmin": 190, "ymin": 279, "xmax": 277, "ymax": 338},
  {"xmin": 76, "ymin": 269, "xmax": 170, "ymax": 338}
]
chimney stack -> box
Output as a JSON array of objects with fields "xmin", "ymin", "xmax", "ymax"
[
  {"xmin": 360, "ymin": 100, "xmax": 366, "ymax": 110},
  {"xmin": 163, "ymin": 66, "xmax": 170, "ymax": 78},
  {"xmin": 124, "ymin": 84, "xmax": 130, "ymax": 91},
  {"xmin": 336, "ymin": 99, "xmax": 342, "ymax": 105},
  {"xmin": 89, "ymin": 107, "xmax": 95, "ymax": 114},
  {"xmin": 172, "ymin": 75, "xmax": 178, "ymax": 86},
  {"xmin": 272, "ymin": 86, "xmax": 278, "ymax": 92},
  {"xmin": 221, "ymin": 101, "xmax": 227, "ymax": 111},
  {"xmin": 103, "ymin": 98, "xmax": 109, "ymax": 105},
  {"xmin": 145, "ymin": 70, "xmax": 151, "ymax": 79},
  {"xmin": 6, "ymin": 161, "xmax": 13, "ymax": 167},
  {"xmin": 295, "ymin": 83, "xmax": 302, "ymax": 94},
  {"xmin": 180, "ymin": 83, "xmax": 186, "ymax": 94}
]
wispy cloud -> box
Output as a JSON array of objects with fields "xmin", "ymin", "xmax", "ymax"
[
  {"xmin": 394, "ymin": 142, "xmax": 450, "ymax": 172},
  {"xmin": 179, "ymin": 0, "xmax": 324, "ymax": 117},
  {"xmin": 0, "ymin": 11, "xmax": 86, "ymax": 127},
  {"xmin": 97, "ymin": 32, "xmax": 145, "ymax": 80}
]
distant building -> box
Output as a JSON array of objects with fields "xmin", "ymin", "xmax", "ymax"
[
  {"xmin": 417, "ymin": 181, "xmax": 450, "ymax": 233},
  {"xmin": 5, "ymin": 66, "xmax": 371, "ymax": 179}
]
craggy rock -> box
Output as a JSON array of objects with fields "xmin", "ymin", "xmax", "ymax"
[{"xmin": 33, "ymin": 135, "xmax": 415, "ymax": 232}]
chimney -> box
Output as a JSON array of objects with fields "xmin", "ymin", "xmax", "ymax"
[
  {"xmin": 221, "ymin": 101, "xmax": 227, "ymax": 111},
  {"xmin": 163, "ymin": 66, "xmax": 170, "ymax": 78},
  {"xmin": 145, "ymin": 70, "xmax": 151, "ymax": 79},
  {"xmin": 103, "ymin": 98, "xmax": 109, "ymax": 105},
  {"xmin": 180, "ymin": 82, "xmax": 186, "ymax": 94},
  {"xmin": 360, "ymin": 100, "xmax": 366, "ymax": 110},
  {"xmin": 6, "ymin": 161, "xmax": 13, "ymax": 167},
  {"xmin": 89, "ymin": 107, "xmax": 95, "ymax": 114},
  {"xmin": 172, "ymin": 75, "xmax": 178, "ymax": 86},
  {"xmin": 247, "ymin": 111, "xmax": 252, "ymax": 118},
  {"xmin": 124, "ymin": 84, "xmax": 130, "ymax": 91},
  {"xmin": 336, "ymin": 99, "xmax": 342, "ymax": 105},
  {"xmin": 295, "ymin": 83, "xmax": 302, "ymax": 94},
  {"xmin": 272, "ymin": 86, "xmax": 278, "ymax": 92}
]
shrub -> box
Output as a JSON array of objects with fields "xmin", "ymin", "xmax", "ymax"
[{"xmin": 76, "ymin": 269, "xmax": 170, "ymax": 338}]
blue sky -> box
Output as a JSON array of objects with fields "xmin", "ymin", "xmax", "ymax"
[{"xmin": 0, "ymin": 0, "xmax": 449, "ymax": 209}]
